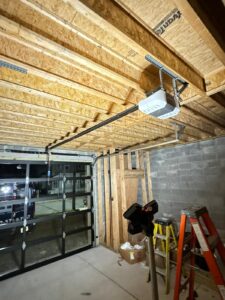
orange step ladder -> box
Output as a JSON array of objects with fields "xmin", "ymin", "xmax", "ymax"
[{"xmin": 174, "ymin": 206, "xmax": 225, "ymax": 300}]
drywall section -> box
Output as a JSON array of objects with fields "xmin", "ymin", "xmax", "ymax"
[{"xmin": 149, "ymin": 137, "xmax": 225, "ymax": 241}]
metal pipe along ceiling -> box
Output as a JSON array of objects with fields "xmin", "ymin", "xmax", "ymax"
[{"xmin": 46, "ymin": 104, "xmax": 139, "ymax": 151}]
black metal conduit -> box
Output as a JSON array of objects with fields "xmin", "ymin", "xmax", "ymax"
[{"xmin": 46, "ymin": 105, "xmax": 139, "ymax": 151}]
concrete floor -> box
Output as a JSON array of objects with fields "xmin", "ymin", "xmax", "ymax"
[{"xmin": 0, "ymin": 246, "xmax": 220, "ymax": 300}]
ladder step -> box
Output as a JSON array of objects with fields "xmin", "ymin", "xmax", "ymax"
[
  {"xmin": 156, "ymin": 267, "xmax": 166, "ymax": 276},
  {"xmin": 155, "ymin": 234, "xmax": 167, "ymax": 240},
  {"xmin": 207, "ymin": 235, "xmax": 219, "ymax": 250},
  {"xmin": 155, "ymin": 249, "xmax": 167, "ymax": 258}
]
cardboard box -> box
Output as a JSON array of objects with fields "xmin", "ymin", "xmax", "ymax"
[
  {"xmin": 119, "ymin": 246, "xmax": 146, "ymax": 264},
  {"xmin": 128, "ymin": 232, "xmax": 146, "ymax": 244}
]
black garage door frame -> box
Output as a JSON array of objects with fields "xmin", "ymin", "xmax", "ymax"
[{"xmin": 0, "ymin": 160, "xmax": 94, "ymax": 280}]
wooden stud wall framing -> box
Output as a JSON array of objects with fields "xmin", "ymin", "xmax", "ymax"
[{"xmin": 97, "ymin": 150, "xmax": 153, "ymax": 251}]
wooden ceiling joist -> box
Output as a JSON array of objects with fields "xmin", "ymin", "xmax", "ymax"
[
  {"xmin": 0, "ymin": 55, "xmax": 127, "ymax": 106},
  {"xmin": 77, "ymin": 0, "xmax": 205, "ymax": 92},
  {"xmin": 0, "ymin": 0, "xmax": 153, "ymax": 87},
  {"xmin": 0, "ymin": 0, "xmax": 224, "ymax": 151},
  {"xmin": 172, "ymin": 0, "xmax": 225, "ymax": 66},
  {"xmin": 0, "ymin": 15, "xmax": 145, "ymax": 93}
]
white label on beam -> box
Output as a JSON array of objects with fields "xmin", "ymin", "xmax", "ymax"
[{"xmin": 192, "ymin": 223, "xmax": 209, "ymax": 251}]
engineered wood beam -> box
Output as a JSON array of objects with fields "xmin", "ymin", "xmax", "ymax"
[
  {"xmin": 210, "ymin": 93, "xmax": 225, "ymax": 110},
  {"xmin": 0, "ymin": 125, "xmax": 65, "ymax": 138},
  {"xmin": 186, "ymin": 101, "xmax": 225, "ymax": 130},
  {"xmin": 0, "ymin": 15, "xmax": 144, "ymax": 93},
  {"xmin": 206, "ymin": 69, "xmax": 225, "ymax": 96},
  {"xmin": 78, "ymin": 0, "xmax": 205, "ymax": 93},
  {"xmin": 172, "ymin": 0, "xmax": 225, "ymax": 66},
  {"xmin": 188, "ymin": 0, "xmax": 225, "ymax": 53},
  {"xmin": 0, "ymin": 80, "xmax": 170, "ymax": 139},
  {"xmin": 0, "ymin": 55, "xmax": 125, "ymax": 105},
  {"xmin": 0, "ymin": 110, "xmax": 81, "ymax": 131},
  {"xmin": 14, "ymin": 0, "xmax": 157, "ymax": 90}
]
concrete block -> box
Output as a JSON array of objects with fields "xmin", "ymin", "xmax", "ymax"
[
  {"xmin": 191, "ymin": 161, "xmax": 205, "ymax": 169},
  {"xmin": 202, "ymin": 139, "xmax": 216, "ymax": 147},
  {"xmin": 179, "ymin": 162, "xmax": 191, "ymax": 170},
  {"xmin": 202, "ymin": 145, "xmax": 215, "ymax": 154},
  {"xmin": 217, "ymin": 149, "xmax": 225, "ymax": 159},
  {"xmin": 215, "ymin": 136, "xmax": 225, "ymax": 146},
  {"xmin": 219, "ymin": 159, "xmax": 225, "ymax": 167},
  {"xmin": 185, "ymin": 154, "xmax": 202, "ymax": 162},
  {"xmin": 206, "ymin": 160, "xmax": 221, "ymax": 168},
  {"xmin": 149, "ymin": 136, "xmax": 224, "ymax": 237},
  {"xmin": 204, "ymin": 166, "xmax": 219, "ymax": 176},
  {"xmin": 203, "ymin": 153, "xmax": 217, "ymax": 160}
]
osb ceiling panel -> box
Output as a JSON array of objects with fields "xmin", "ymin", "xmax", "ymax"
[
  {"xmin": 0, "ymin": 0, "xmax": 224, "ymax": 152},
  {"xmin": 116, "ymin": 0, "xmax": 224, "ymax": 75}
]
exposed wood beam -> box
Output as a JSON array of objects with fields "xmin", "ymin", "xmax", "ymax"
[
  {"xmin": 0, "ymin": 110, "xmax": 81, "ymax": 131},
  {"xmin": 0, "ymin": 87, "xmax": 172, "ymax": 140},
  {"xmin": 0, "ymin": 131, "xmax": 54, "ymax": 142},
  {"xmin": 0, "ymin": 15, "xmax": 145, "ymax": 93},
  {"xmin": 0, "ymin": 122, "xmax": 68, "ymax": 136},
  {"xmin": 186, "ymin": 100, "xmax": 225, "ymax": 129},
  {"xmin": 0, "ymin": 55, "xmax": 126, "ymax": 105},
  {"xmin": 0, "ymin": 97, "xmax": 168, "ymax": 144},
  {"xmin": 188, "ymin": 0, "xmax": 225, "ymax": 53},
  {"xmin": 0, "ymin": 76, "xmax": 179, "ymax": 139},
  {"xmin": 77, "ymin": 0, "xmax": 205, "ymax": 93},
  {"xmin": 211, "ymin": 92, "xmax": 225, "ymax": 109},
  {"xmin": 14, "ymin": 0, "xmax": 161, "ymax": 94},
  {"xmin": 0, "ymin": 128, "xmax": 61, "ymax": 140},
  {"xmin": 0, "ymin": 80, "xmax": 107, "ymax": 114},
  {"xmin": 0, "ymin": 79, "xmax": 144, "ymax": 127},
  {"xmin": 172, "ymin": 0, "xmax": 225, "ymax": 66},
  {"xmin": 206, "ymin": 69, "xmax": 225, "ymax": 96}
]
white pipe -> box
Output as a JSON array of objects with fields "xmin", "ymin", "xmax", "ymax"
[{"xmin": 122, "ymin": 138, "xmax": 179, "ymax": 153}]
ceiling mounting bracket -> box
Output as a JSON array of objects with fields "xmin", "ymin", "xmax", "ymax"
[{"xmin": 145, "ymin": 54, "xmax": 188, "ymax": 100}]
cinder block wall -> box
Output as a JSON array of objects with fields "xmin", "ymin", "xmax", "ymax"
[{"xmin": 150, "ymin": 137, "xmax": 225, "ymax": 240}]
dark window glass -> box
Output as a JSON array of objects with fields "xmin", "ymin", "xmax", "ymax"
[
  {"xmin": 75, "ymin": 164, "xmax": 91, "ymax": 177},
  {"xmin": 0, "ymin": 161, "xmax": 93, "ymax": 277},
  {"xmin": 0, "ymin": 227, "xmax": 22, "ymax": 247},
  {"xmin": 65, "ymin": 229, "xmax": 92, "ymax": 253},
  {"xmin": 75, "ymin": 179, "xmax": 91, "ymax": 194},
  {"xmin": 0, "ymin": 164, "xmax": 26, "ymax": 179},
  {"xmin": 26, "ymin": 218, "xmax": 62, "ymax": 242},
  {"xmin": 63, "ymin": 164, "xmax": 74, "ymax": 174},
  {"xmin": 30, "ymin": 164, "xmax": 48, "ymax": 179},
  {"xmin": 0, "ymin": 249, "xmax": 21, "ymax": 276},
  {"xmin": 65, "ymin": 195, "xmax": 91, "ymax": 212},
  {"xmin": 65, "ymin": 212, "xmax": 91, "ymax": 233},
  {"xmin": 30, "ymin": 198, "xmax": 62, "ymax": 219},
  {"xmin": 25, "ymin": 238, "xmax": 62, "ymax": 266},
  {"xmin": 29, "ymin": 179, "xmax": 63, "ymax": 200}
]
